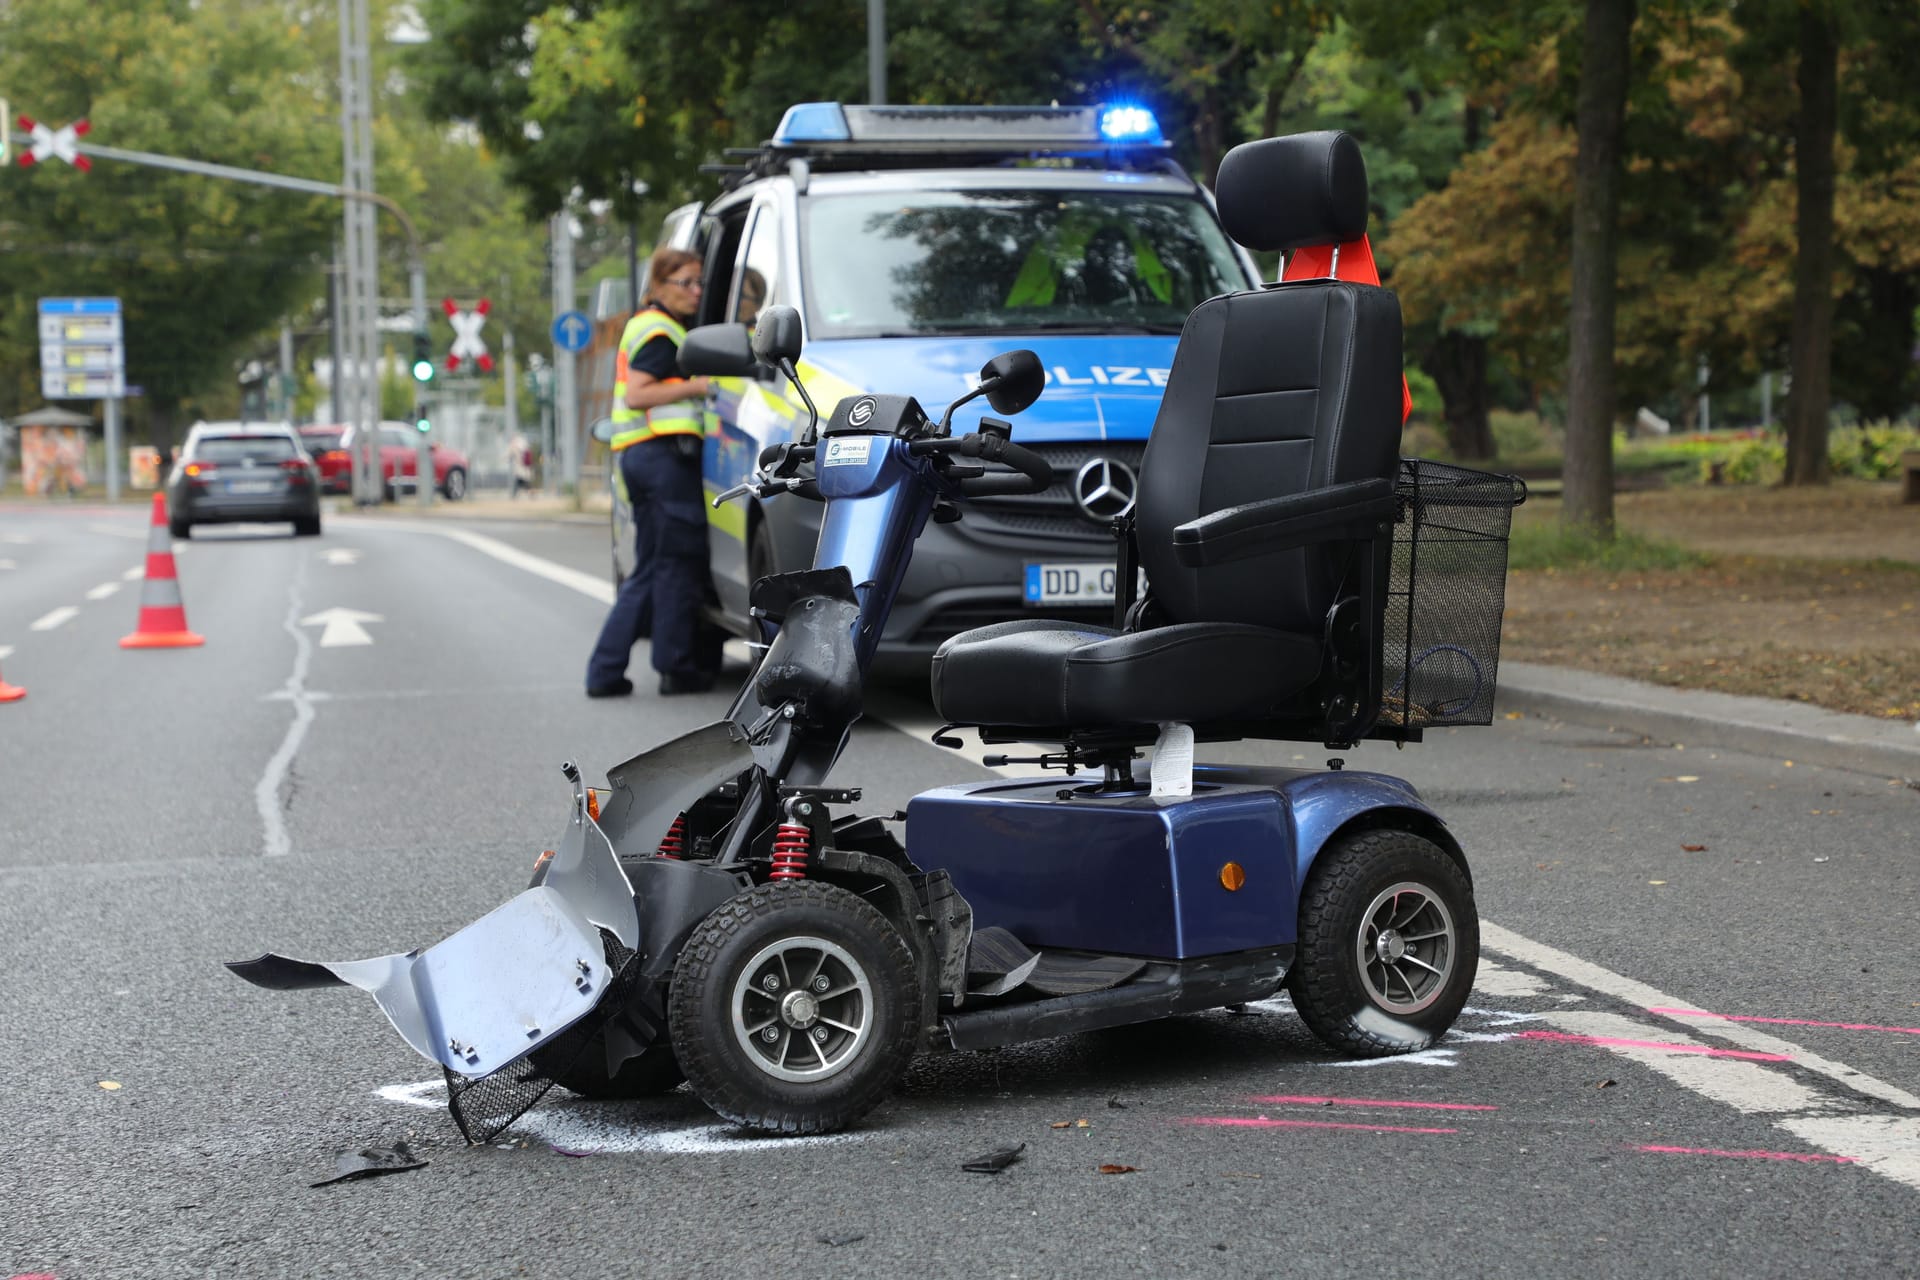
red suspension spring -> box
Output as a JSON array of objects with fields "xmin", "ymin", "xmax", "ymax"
[
  {"xmin": 657, "ymin": 813, "xmax": 688, "ymax": 860},
  {"xmin": 769, "ymin": 822, "xmax": 811, "ymax": 881}
]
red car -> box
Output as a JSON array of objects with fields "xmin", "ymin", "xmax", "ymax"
[{"xmin": 299, "ymin": 423, "xmax": 469, "ymax": 501}]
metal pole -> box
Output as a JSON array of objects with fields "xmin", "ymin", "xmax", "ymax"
[
  {"xmin": 551, "ymin": 210, "xmax": 580, "ymax": 499},
  {"xmin": 279, "ymin": 321, "xmax": 295, "ymax": 423},
  {"xmin": 339, "ymin": 0, "xmax": 382, "ymax": 505},
  {"xmin": 868, "ymin": 0, "xmax": 887, "ymax": 105},
  {"xmin": 104, "ymin": 397, "xmax": 121, "ymax": 502},
  {"xmin": 503, "ymin": 328, "xmax": 519, "ymax": 496}
]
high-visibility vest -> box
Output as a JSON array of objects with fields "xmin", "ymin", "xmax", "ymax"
[{"xmin": 610, "ymin": 307, "xmax": 703, "ymax": 450}]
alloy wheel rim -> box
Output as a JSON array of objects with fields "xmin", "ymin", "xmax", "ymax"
[
  {"xmin": 1354, "ymin": 881, "xmax": 1456, "ymax": 1015},
  {"xmin": 730, "ymin": 935, "xmax": 873, "ymax": 1082}
]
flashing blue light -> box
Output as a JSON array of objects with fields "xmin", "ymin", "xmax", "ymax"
[
  {"xmin": 1098, "ymin": 104, "xmax": 1162, "ymax": 144},
  {"xmin": 774, "ymin": 102, "xmax": 852, "ymax": 145}
]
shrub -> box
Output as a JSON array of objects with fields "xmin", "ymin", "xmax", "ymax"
[{"xmin": 1829, "ymin": 421, "xmax": 1920, "ymax": 480}]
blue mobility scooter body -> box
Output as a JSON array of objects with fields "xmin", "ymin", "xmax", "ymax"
[{"xmin": 229, "ymin": 129, "xmax": 1519, "ymax": 1139}]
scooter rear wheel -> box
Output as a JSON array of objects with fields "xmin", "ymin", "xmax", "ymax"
[
  {"xmin": 1287, "ymin": 828, "xmax": 1478, "ymax": 1057},
  {"xmin": 669, "ymin": 881, "xmax": 922, "ymax": 1135}
]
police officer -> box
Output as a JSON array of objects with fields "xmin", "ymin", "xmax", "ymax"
[{"xmin": 586, "ymin": 247, "xmax": 722, "ymax": 697}]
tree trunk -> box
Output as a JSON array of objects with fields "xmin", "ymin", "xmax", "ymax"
[
  {"xmin": 1423, "ymin": 331, "xmax": 1494, "ymax": 459},
  {"xmin": 1785, "ymin": 3, "xmax": 1838, "ymax": 485},
  {"xmin": 1562, "ymin": 0, "xmax": 1637, "ymax": 536}
]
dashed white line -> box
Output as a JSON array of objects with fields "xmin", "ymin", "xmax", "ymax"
[
  {"xmin": 0, "ymin": 645, "xmax": 13, "ymax": 662},
  {"xmin": 85, "ymin": 582, "xmax": 121, "ymax": 601},
  {"xmin": 0, "ymin": 558, "xmax": 16, "ymax": 570},
  {"xmin": 122, "ymin": 565, "xmax": 145, "ymax": 581},
  {"xmin": 30, "ymin": 606, "xmax": 79, "ymax": 631}
]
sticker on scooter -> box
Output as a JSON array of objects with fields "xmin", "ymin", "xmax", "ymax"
[{"xmin": 823, "ymin": 436, "xmax": 873, "ymax": 467}]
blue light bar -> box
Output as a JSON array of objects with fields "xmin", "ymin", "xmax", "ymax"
[
  {"xmin": 1098, "ymin": 104, "xmax": 1162, "ymax": 144},
  {"xmin": 774, "ymin": 102, "xmax": 852, "ymax": 145}
]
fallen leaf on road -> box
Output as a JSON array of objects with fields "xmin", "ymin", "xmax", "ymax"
[
  {"xmin": 97, "ymin": 1080, "xmax": 122, "ymax": 1091},
  {"xmin": 1098, "ymin": 1164, "xmax": 1139, "ymax": 1175},
  {"xmin": 962, "ymin": 1142, "xmax": 1026, "ymax": 1174},
  {"xmin": 1649, "ymin": 880, "xmax": 1667, "ymax": 886},
  {"xmin": 1813, "ymin": 856, "xmax": 1830, "ymax": 863},
  {"xmin": 1681, "ymin": 843, "xmax": 1707, "ymax": 852},
  {"xmin": 1107, "ymin": 1098, "xmax": 1131, "ymax": 1110},
  {"xmin": 1049, "ymin": 1121, "xmax": 1072, "ymax": 1129},
  {"xmin": 816, "ymin": 1231, "xmax": 866, "ymax": 1247},
  {"xmin": 1596, "ymin": 1079, "xmax": 1617, "ymax": 1089}
]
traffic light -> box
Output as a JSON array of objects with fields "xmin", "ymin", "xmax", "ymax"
[
  {"xmin": 414, "ymin": 407, "xmax": 430, "ymax": 434},
  {"xmin": 411, "ymin": 331, "xmax": 434, "ymax": 383}
]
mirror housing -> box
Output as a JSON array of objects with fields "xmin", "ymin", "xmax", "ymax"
[
  {"xmin": 678, "ymin": 323, "xmax": 760, "ymax": 378},
  {"xmin": 980, "ymin": 349, "xmax": 1045, "ymax": 416},
  {"xmin": 750, "ymin": 304, "xmax": 805, "ymax": 367},
  {"xmin": 589, "ymin": 416, "xmax": 614, "ymax": 444}
]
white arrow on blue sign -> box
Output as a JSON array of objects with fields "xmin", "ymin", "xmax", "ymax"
[{"xmin": 551, "ymin": 309, "xmax": 592, "ymax": 352}]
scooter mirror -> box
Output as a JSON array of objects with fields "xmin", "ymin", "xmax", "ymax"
[
  {"xmin": 678, "ymin": 323, "xmax": 761, "ymax": 378},
  {"xmin": 750, "ymin": 304, "xmax": 805, "ymax": 366},
  {"xmin": 980, "ymin": 349, "xmax": 1045, "ymax": 416}
]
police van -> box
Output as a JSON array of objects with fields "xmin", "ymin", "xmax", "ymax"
[{"xmin": 612, "ymin": 101, "xmax": 1259, "ymax": 663}]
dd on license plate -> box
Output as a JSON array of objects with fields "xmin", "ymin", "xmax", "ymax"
[{"xmin": 1024, "ymin": 562, "xmax": 1116, "ymax": 606}]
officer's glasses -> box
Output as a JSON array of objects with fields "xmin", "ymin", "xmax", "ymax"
[{"xmin": 663, "ymin": 276, "xmax": 703, "ymax": 290}]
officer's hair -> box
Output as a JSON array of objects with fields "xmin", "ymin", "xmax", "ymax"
[{"xmin": 642, "ymin": 247, "xmax": 703, "ymax": 307}]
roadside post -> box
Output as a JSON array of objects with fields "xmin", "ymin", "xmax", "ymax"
[
  {"xmin": 550, "ymin": 212, "xmax": 580, "ymax": 501},
  {"xmin": 38, "ymin": 297, "xmax": 126, "ymax": 501}
]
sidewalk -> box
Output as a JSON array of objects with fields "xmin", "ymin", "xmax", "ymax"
[{"xmin": 356, "ymin": 490, "xmax": 1920, "ymax": 781}]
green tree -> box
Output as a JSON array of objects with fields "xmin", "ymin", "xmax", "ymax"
[{"xmin": 0, "ymin": 0, "xmax": 341, "ymax": 443}]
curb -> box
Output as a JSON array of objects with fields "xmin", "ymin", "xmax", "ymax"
[{"xmin": 1496, "ymin": 660, "xmax": 1920, "ymax": 781}]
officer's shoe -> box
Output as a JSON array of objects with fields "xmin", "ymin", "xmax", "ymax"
[
  {"xmin": 586, "ymin": 677, "xmax": 635, "ymax": 699},
  {"xmin": 657, "ymin": 671, "xmax": 717, "ymax": 696}
]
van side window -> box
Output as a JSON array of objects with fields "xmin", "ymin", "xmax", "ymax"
[
  {"xmin": 731, "ymin": 205, "xmax": 781, "ymax": 327},
  {"xmin": 697, "ymin": 207, "xmax": 750, "ymax": 327}
]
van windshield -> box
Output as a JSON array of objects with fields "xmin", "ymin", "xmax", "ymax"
[{"xmin": 803, "ymin": 188, "xmax": 1246, "ymax": 339}]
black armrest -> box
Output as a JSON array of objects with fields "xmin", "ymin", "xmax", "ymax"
[{"xmin": 1173, "ymin": 477, "xmax": 1395, "ymax": 568}]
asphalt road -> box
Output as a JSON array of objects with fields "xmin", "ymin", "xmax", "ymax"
[{"xmin": 2, "ymin": 501, "xmax": 1916, "ymax": 1280}]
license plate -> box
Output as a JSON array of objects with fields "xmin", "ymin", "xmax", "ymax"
[
  {"xmin": 1024, "ymin": 562, "xmax": 1118, "ymax": 606},
  {"xmin": 227, "ymin": 480, "xmax": 273, "ymax": 495}
]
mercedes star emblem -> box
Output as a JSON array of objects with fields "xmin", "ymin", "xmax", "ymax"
[{"xmin": 1072, "ymin": 457, "xmax": 1138, "ymax": 522}]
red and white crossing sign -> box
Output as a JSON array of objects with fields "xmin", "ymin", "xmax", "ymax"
[
  {"xmin": 442, "ymin": 297, "xmax": 494, "ymax": 373},
  {"xmin": 15, "ymin": 115, "xmax": 91, "ymax": 171}
]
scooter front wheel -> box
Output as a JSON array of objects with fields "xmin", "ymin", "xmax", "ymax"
[
  {"xmin": 1287, "ymin": 828, "xmax": 1478, "ymax": 1057},
  {"xmin": 669, "ymin": 881, "xmax": 922, "ymax": 1135}
]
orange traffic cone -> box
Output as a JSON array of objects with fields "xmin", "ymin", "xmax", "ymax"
[
  {"xmin": 120, "ymin": 493, "xmax": 205, "ymax": 649},
  {"xmin": 0, "ymin": 652, "xmax": 24, "ymax": 702}
]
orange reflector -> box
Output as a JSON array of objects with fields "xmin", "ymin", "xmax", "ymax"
[
  {"xmin": 534, "ymin": 849, "xmax": 554, "ymax": 871},
  {"xmin": 586, "ymin": 790, "xmax": 601, "ymax": 822},
  {"xmin": 1219, "ymin": 862, "xmax": 1246, "ymax": 892}
]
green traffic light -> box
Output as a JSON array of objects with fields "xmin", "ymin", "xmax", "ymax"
[
  {"xmin": 411, "ymin": 358, "xmax": 435, "ymax": 382},
  {"xmin": 416, "ymin": 417, "xmax": 430, "ymax": 434}
]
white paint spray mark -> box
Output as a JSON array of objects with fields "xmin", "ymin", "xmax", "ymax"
[
  {"xmin": 30, "ymin": 606, "xmax": 78, "ymax": 631},
  {"xmin": 376, "ymin": 1079, "xmax": 868, "ymax": 1155},
  {"xmin": 255, "ymin": 556, "xmax": 317, "ymax": 857},
  {"xmin": 85, "ymin": 582, "xmax": 120, "ymax": 601},
  {"xmin": 1330, "ymin": 1047, "xmax": 1460, "ymax": 1069},
  {"xmin": 1472, "ymin": 960, "xmax": 1552, "ymax": 999}
]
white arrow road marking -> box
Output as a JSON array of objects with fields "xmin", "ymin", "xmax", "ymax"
[
  {"xmin": 85, "ymin": 582, "xmax": 120, "ymax": 601},
  {"xmin": 323, "ymin": 548, "xmax": 362, "ymax": 566},
  {"xmin": 30, "ymin": 606, "xmax": 78, "ymax": 631},
  {"xmin": 298, "ymin": 607, "xmax": 383, "ymax": 647}
]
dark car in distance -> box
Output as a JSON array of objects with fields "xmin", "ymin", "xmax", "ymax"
[{"xmin": 165, "ymin": 423, "xmax": 321, "ymax": 538}]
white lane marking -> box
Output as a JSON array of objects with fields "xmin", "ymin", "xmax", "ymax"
[
  {"xmin": 30, "ymin": 606, "xmax": 79, "ymax": 631},
  {"xmin": 362, "ymin": 519, "xmax": 614, "ymax": 604},
  {"xmin": 122, "ymin": 565, "xmax": 145, "ymax": 581},
  {"xmin": 87, "ymin": 523, "xmax": 147, "ymax": 541},
  {"xmin": 1539, "ymin": 1011, "xmax": 1831, "ymax": 1115},
  {"xmin": 0, "ymin": 645, "xmax": 13, "ymax": 662},
  {"xmin": 0, "ymin": 533, "xmax": 32, "ymax": 544},
  {"xmin": 1778, "ymin": 1114, "xmax": 1920, "ymax": 1192},
  {"xmin": 257, "ymin": 556, "xmax": 318, "ymax": 857},
  {"xmin": 299, "ymin": 607, "xmax": 382, "ymax": 647},
  {"xmin": 323, "ymin": 547, "xmax": 362, "ymax": 566},
  {"xmin": 85, "ymin": 582, "xmax": 120, "ymax": 601},
  {"xmin": 0, "ymin": 558, "xmax": 16, "ymax": 570},
  {"xmin": 1473, "ymin": 960, "xmax": 1552, "ymax": 999},
  {"xmin": 1483, "ymin": 922, "xmax": 1920, "ymax": 1111},
  {"xmin": 376, "ymin": 1079, "xmax": 866, "ymax": 1155}
]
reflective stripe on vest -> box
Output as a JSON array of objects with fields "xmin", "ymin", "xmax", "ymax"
[{"xmin": 610, "ymin": 308, "xmax": 700, "ymax": 450}]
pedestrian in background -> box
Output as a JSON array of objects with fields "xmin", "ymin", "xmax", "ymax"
[
  {"xmin": 507, "ymin": 431, "xmax": 533, "ymax": 498},
  {"xmin": 585, "ymin": 247, "xmax": 723, "ymax": 697}
]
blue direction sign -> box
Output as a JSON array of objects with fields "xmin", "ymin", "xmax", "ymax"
[
  {"xmin": 551, "ymin": 309, "xmax": 592, "ymax": 352},
  {"xmin": 38, "ymin": 297, "xmax": 125, "ymax": 399}
]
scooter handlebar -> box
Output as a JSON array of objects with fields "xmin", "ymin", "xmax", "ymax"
[{"xmin": 911, "ymin": 433, "xmax": 1052, "ymax": 497}]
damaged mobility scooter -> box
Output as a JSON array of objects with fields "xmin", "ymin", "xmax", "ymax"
[{"xmin": 230, "ymin": 129, "xmax": 1525, "ymax": 1141}]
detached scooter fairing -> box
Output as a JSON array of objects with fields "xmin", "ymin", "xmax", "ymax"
[{"xmin": 230, "ymin": 129, "xmax": 1525, "ymax": 1141}]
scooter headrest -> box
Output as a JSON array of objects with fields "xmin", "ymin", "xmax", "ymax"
[{"xmin": 1215, "ymin": 130, "xmax": 1369, "ymax": 253}]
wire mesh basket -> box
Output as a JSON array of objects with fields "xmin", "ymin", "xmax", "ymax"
[{"xmin": 1380, "ymin": 458, "xmax": 1527, "ymax": 733}]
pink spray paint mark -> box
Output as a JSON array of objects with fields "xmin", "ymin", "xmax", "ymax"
[
  {"xmin": 1249, "ymin": 1094, "xmax": 1497, "ymax": 1112},
  {"xmin": 1185, "ymin": 1116, "xmax": 1458, "ymax": 1135},
  {"xmin": 1637, "ymin": 1144, "xmax": 1855, "ymax": 1165},
  {"xmin": 1514, "ymin": 1029, "xmax": 1792, "ymax": 1061},
  {"xmin": 1649, "ymin": 1007, "xmax": 1920, "ymax": 1037}
]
